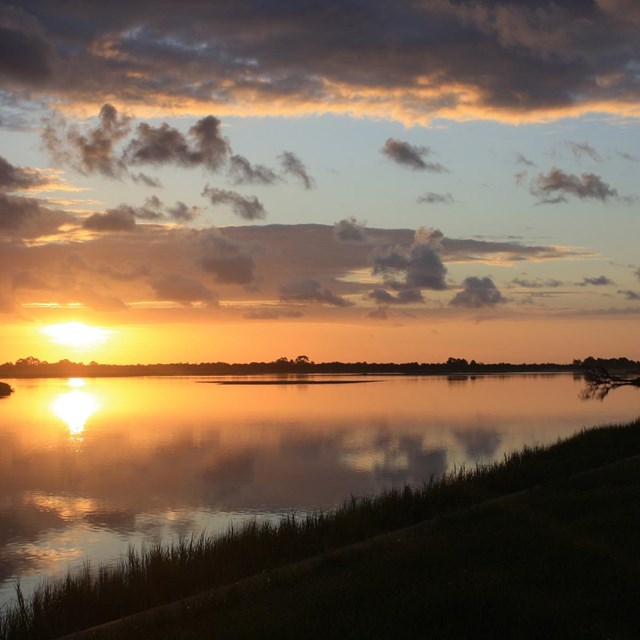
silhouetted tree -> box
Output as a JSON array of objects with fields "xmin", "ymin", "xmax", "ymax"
[{"xmin": 582, "ymin": 366, "xmax": 640, "ymax": 400}]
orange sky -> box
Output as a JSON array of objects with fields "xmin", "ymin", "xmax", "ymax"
[{"xmin": 1, "ymin": 1, "xmax": 639, "ymax": 365}]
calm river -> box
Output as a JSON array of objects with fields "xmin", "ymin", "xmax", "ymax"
[{"xmin": 0, "ymin": 374, "xmax": 638, "ymax": 606}]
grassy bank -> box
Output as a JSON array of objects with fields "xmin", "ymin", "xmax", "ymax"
[{"xmin": 2, "ymin": 418, "xmax": 640, "ymax": 639}]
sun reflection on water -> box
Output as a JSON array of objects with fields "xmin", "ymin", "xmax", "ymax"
[{"xmin": 51, "ymin": 380, "xmax": 100, "ymax": 437}]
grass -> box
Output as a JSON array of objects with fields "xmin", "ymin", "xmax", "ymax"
[{"xmin": 2, "ymin": 418, "xmax": 640, "ymax": 639}]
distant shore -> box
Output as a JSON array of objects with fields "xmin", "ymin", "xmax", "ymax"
[{"xmin": 1, "ymin": 355, "xmax": 638, "ymax": 379}]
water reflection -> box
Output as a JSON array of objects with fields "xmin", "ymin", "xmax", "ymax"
[
  {"xmin": 0, "ymin": 374, "xmax": 638, "ymax": 607},
  {"xmin": 50, "ymin": 379, "xmax": 100, "ymax": 437}
]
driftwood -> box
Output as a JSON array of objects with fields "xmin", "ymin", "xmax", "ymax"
[
  {"xmin": 0, "ymin": 381, "xmax": 13, "ymax": 397},
  {"xmin": 582, "ymin": 366, "xmax": 640, "ymax": 400}
]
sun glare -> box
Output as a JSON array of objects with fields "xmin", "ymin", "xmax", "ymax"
[
  {"xmin": 51, "ymin": 387, "xmax": 100, "ymax": 436},
  {"xmin": 42, "ymin": 322, "xmax": 112, "ymax": 349}
]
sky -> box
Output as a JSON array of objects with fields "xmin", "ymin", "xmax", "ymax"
[{"xmin": 1, "ymin": 0, "xmax": 639, "ymax": 364}]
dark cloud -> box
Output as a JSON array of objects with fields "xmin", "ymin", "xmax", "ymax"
[
  {"xmin": 529, "ymin": 167, "xmax": 626, "ymax": 203},
  {"xmin": 279, "ymin": 151, "xmax": 314, "ymax": 189},
  {"xmin": 0, "ymin": 192, "xmax": 72, "ymax": 238},
  {"xmin": 167, "ymin": 201, "xmax": 200, "ymax": 223},
  {"xmin": 279, "ymin": 279, "xmax": 353, "ymax": 307},
  {"xmin": 131, "ymin": 172, "xmax": 162, "ymax": 188},
  {"xmin": 149, "ymin": 273, "xmax": 217, "ymax": 306},
  {"xmin": 368, "ymin": 288, "xmax": 423, "ymax": 305},
  {"xmin": 83, "ymin": 208, "xmax": 137, "ymax": 232},
  {"xmin": 618, "ymin": 289, "xmax": 640, "ymax": 301},
  {"xmin": 449, "ymin": 276, "xmax": 507, "ymax": 308},
  {"xmin": 81, "ymin": 197, "xmax": 199, "ymax": 231},
  {"xmin": 565, "ymin": 141, "xmax": 602, "ymax": 162},
  {"xmin": 333, "ymin": 217, "xmax": 367, "ymax": 243},
  {"xmin": 199, "ymin": 231, "xmax": 256, "ymax": 284},
  {"xmin": 0, "ymin": 6, "xmax": 52, "ymax": 84},
  {"xmin": 0, "ymin": 156, "xmax": 49, "ymax": 191},
  {"xmin": 417, "ymin": 192, "xmax": 454, "ymax": 205},
  {"xmin": 635, "ymin": 268, "xmax": 640, "ymax": 281},
  {"xmin": 201, "ymin": 185, "xmax": 266, "ymax": 220},
  {"xmin": 511, "ymin": 278, "xmax": 564, "ymax": 288},
  {"xmin": 381, "ymin": 139, "xmax": 447, "ymax": 172},
  {"xmin": 42, "ymin": 104, "xmax": 131, "ymax": 178},
  {"xmin": 4, "ymin": 2, "xmax": 640, "ymax": 124},
  {"xmin": 229, "ymin": 155, "xmax": 279, "ymax": 185},
  {"xmin": 372, "ymin": 227, "xmax": 447, "ymax": 293},
  {"xmin": 441, "ymin": 236, "xmax": 586, "ymax": 262},
  {"xmin": 125, "ymin": 116, "xmax": 230, "ymax": 171},
  {"xmin": 106, "ymin": 199, "xmax": 163, "ymax": 223},
  {"xmin": 579, "ymin": 276, "xmax": 615, "ymax": 287}
]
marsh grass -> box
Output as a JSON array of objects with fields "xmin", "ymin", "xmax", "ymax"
[{"xmin": 1, "ymin": 418, "xmax": 639, "ymax": 640}]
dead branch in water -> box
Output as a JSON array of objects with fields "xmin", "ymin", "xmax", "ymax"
[{"xmin": 582, "ymin": 366, "xmax": 640, "ymax": 400}]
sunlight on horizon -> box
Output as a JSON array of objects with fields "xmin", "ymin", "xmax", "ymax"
[{"xmin": 42, "ymin": 322, "xmax": 112, "ymax": 350}]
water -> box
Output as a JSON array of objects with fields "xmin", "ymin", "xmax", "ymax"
[{"xmin": 0, "ymin": 374, "xmax": 637, "ymax": 606}]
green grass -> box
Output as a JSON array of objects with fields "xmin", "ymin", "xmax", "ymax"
[{"xmin": 2, "ymin": 418, "xmax": 640, "ymax": 640}]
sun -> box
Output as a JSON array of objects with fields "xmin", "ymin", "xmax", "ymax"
[{"xmin": 42, "ymin": 322, "xmax": 112, "ymax": 349}]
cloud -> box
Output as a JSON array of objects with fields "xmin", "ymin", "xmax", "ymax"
[
  {"xmin": 367, "ymin": 306, "xmax": 389, "ymax": 320},
  {"xmin": 83, "ymin": 208, "xmax": 137, "ymax": 232},
  {"xmin": 441, "ymin": 237, "xmax": 586, "ymax": 263},
  {"xmin": 0, "ymin": 223, "xmax": 593, "ymax": 322},
  {"xmin": 368, "ymin": 288, "xmax": 424, "ymax": 305},
  {"xmin": 635, "ymin": 268, "xmax": 640, "ymax": 281},
  {"xmin": 229, "ymin": 155, "xmax": 279, "ymax": 185},
  {"xmin": 565, "ymin": 141, "xmax": 602, "ymax": 162},
  {"xmin": 417, "ymin": 192, "xmax": 454, "ymax": 205},
  {"xmin": 372, "ymin": 227, "xmax": 447, "ymax": 293},
  {"xmin": 579, "ymin": 276, "xmax": 615, "ymax": 286},
  {"xmin": 201, "ymin": 186, "xmax": 266, "ymax": 220},
  {"xmin": 381, "ymin": 139, "xmax": 447, "ymax": 172},
  {"xmin": 510, "ymin": 278, "xmax": 564, "ymax": 288},
  {"xmin": 167, "ymin": 201, "xmax": 200, "ymax": 223},
  {"xmin": 279, "ymin": 279, "xmax": 353, "ymax": 307},
  {"xmin": 11, "ymin": 269, "xmax": 54, "ymax": 291},
  {"xmin": 333, "ymin": 217, "xmax": 367, "ymax": 243},
  {"xmin": 199, "ymin": 231, "xmax": 256, "ymax": 284},
  {"xmin": 515, "ymin": 153, "xmax": 535, "ymax": 167},
  {"xmin": 82, "ymin": 198, "xmax": 200, "ymax": 230},
  {"xmin": 0, "ymin": 156, "xmax": 50, "ymax": 191},
  {"xmin": 0, "ymin": 6, "xmax": 52, "ymax": 84},
  {"xmin": 244, "ymin": 308, "xmax": 304, "ymax": 320},
  {"xmin": 42, "ymin": 104, "xmax": 131, "ymax": 178},
  {"xmin": 64, "ymin": 254, "xmax": 149, "ymax": 281},
  {"xmin": 150, "ymin": 272, "xmax": 217, "ymax": 306},
  {"xmin": 4, "ymin": 3, "xmax": 640, "ymax": 124},
  {"xmin": 125, "ymin": 116, "xmax": 230, "ymax": 171},
  {"xmin": 529, "ymin": 168, "xmax": 627, "ymax": 203},
  {"xmin": 279, "ymin": 151, "xmax": 314, "ymax": 189},
  {"xmin": 449, "ymin": 277, "xmax": 507, "ymax": 308},
  {"xmin": 0, "ymin": 192, "xmax": 73, "ymax": 238},
  {"xmin": 74, "ymin": 287, "xmax": 128, "ymax": 312},
  {"xmin": 131, "ymin": 172, "xmax": 162, "ymax": 188},
  {"xmin": 618, "ymin": 289, "xmax": 640, "ymax": 301}
]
